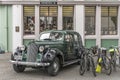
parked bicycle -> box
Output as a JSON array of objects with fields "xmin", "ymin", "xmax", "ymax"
[
  {"xmin": 109, "ymin": 46, "xmax": 120, "ymax": 71},
  {"xmin": 96, "ymin": 47, "xmax": 112, "ymax": 75},
  {"xmin": 79, "ymin": 47, "xmax": 96, "ymax": 77}
]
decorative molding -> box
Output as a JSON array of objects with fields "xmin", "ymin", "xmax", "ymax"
[
  {"xmin": 101, "ymin": 35, "xmax": 119, "ymax": 39},
  {"xmin": 85, "ymin": 35, "xmax": 96, "ymax": 39},
  {"xmin": 23, "ymin": 35, "xmax": 36, "ymax": 39},
  {"xmin": 1, "ymin": 1, "xmax": 120, "ymax": 6}
]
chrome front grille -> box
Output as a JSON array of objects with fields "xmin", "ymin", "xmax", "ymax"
[{"xmin": 26, "ymin": 43, "xmax": 38, "ymax": 62}]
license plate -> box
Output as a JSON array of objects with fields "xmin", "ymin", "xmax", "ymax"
[{"xmin": 14, "ymin": 55, "xmax": 22, "ymax": 60}]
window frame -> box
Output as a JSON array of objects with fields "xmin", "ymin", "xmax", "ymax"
[{"xmin": 101, "ymin": 6, "xmax": 118, "ymax": 35}]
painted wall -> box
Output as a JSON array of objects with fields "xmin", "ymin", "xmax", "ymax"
[
  {"xmin": 0, "ymin": 5, "xmax": 12, "ymax": 52},
  {"xmin": 85, "ymin": 39, "xmax": 96, "ymax": 48},
  {"xmin": 23, "ymin": 39, "xmax": 33, "ymax": 46},
  {"xmin": 8, "ymin": 6, "xmax": 12, "ymax": 52},
  {"xmin": 12, "ymin": 5, "xmax": 23, "ymax": 53},
  {"xmin": 101, "ymin": 39, "xmax": 118, "ymax": 49}
]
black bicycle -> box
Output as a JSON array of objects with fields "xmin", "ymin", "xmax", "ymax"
[
  {"xmin": 109, "ymin": 46, "xmax": 120, "ymax": 71},
  {"xmin": 96, "ymin": 48, "xmax": 112, "ymax": 75},
  {"xmin": 79, "ymin": 47, "xmax": 96, "ymax": 77}
]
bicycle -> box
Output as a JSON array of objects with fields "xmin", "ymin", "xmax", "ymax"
[
  {"xmin": 96, "ymin": 47, "xmax": 112, "ymax": 75},
  {"xmin": 79, "ymin": 47, "xmax": 96, "ymax": 77},
  {"xmin": 109, "ymin": 46, "xmax": 120, "ymax": 71}
]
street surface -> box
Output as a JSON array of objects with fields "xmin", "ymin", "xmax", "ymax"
[{"xmin": 0, "ymin": 53, "xmax": 120, "ymax": 80}]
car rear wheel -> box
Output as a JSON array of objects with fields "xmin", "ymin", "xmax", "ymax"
[{"xmin": 47, "ymin": 57, "xmax": 60, "ymax": 76}]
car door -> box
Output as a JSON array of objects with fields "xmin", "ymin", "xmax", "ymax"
[
  {"xmin": 65, "ymin": 33, "xmax": 75, "ymax": 60},
  {"xmin": 73, "ymin": 33, "xmax": 81, "ymax": 59}
]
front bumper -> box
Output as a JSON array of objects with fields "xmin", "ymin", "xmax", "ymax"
[{"xmin": 10, "ymin": 60, "xmax": 50, "ymax": 67}]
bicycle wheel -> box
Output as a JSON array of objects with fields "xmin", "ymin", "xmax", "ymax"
[
  {"xmin": 103, "ymin": 56, "xmax": 112, "ymax": 75},
  {"xmin": 90, "ymin": 57, "xmax": 97, "ymax": 77},
  {"xmin": 79, "ymin": 56, "xmax": 86, "ymax": 75},
  {"xmin": 112, "ymin": 59, "xmax": 117, "ymax": 71},
  {"xmin": 111, "ymin": 54, "xmax": 117, "ymax": 71}
]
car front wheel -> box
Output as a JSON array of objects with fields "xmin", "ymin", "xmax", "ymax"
[
  {"xmin": 47, "ymin": 57, "xmax": 60, "ymax": 76},
  {"xmin": 11, "ymin": 54, "xmax": 26, "ymax": 73},
  {"xmin": 13, "ymin": 64, "xmax": 25, "ymax": 73}
]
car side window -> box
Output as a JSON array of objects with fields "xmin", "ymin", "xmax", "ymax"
[
  {"xmin": 65, "ymin": 34, "xmax": 73, "ymax": 42},
  {"xmin": 50, "ymin": 32, "xmax": 63, "ymax": 40},
  {"xmin": 65, "ymin": 33, "xmax": 74, "ymax": 54},
  {"xmin": 74, "ymin": 34, "xmax": 80, "ymax": 47}
]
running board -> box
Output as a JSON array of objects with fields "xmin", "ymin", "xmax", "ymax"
[{"xmin": 63, "ymin": 59, "xmax": 80, "ymax": 67}]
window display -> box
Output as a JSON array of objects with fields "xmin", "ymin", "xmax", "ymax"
[
  {"xmin": 40, "ymin": 7, "xmax": 57, "ymax": 32},
  {"xmin": 85, "ymin": 6, "xmax": 96, "ymax": 35},
  {"xmin": 101, "ymin": 7, "xmax": 118, "ymax": 35},
  {"xmin": 23, "ymin": 6, "xmax": 35, "ymax": 35},
  {"xmin": 63, "ymin": 6, "xmax": 73, "ymax": 30}
]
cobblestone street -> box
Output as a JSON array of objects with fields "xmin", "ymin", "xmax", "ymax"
[{"xmin": 0, "ymin": 53, "xmax": 120, "ymax": 80}]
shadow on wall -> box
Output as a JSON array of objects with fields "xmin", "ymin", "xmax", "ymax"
[{"xmin": 0, "ymin": 43, "xmax": 5, "ymax": 54}]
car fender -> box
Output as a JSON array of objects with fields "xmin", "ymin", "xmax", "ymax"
[
  {"xmin": 43, "ymin": 48, "xmax": 64, "ymax": 64},
  {"xmin": 53, "ymin": 48, "xmax": 64, "ymax": 65}
]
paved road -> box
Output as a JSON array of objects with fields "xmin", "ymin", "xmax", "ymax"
[{"xmin": 0, "ymin": 53, "xmax": 120, "ymax": 80}]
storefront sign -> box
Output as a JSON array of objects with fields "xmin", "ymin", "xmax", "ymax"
[
  {"xmin": 15, "ymin": 26, "xmax": 19, "ymax": 32},
  {"xmin": 40, "ymin": 1, "xmax": 57, "ymax": 5}
]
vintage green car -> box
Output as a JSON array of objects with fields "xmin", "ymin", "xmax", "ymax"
[{"xmin": 10, "ymin": 30, "xmax": 83, "ymax": 76}]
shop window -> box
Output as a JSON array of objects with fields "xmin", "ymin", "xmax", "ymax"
[
  {"xmin": 85, "ymin": 6, "xmax": 96, "ymax": 35},
  {"xmin": 63, "ymin": 6, "xmax": 74, "ymax": 30},
  {"xmin": 62, "ymin": 0, "xmax": 74, "ymax": 1},
  {"xmin": 40, "ymin": 7, "xmax": 57, "ymax": 32},
  {"xmin": 101, "ymin": 7, "xmax": 118, "ymax": 35},
  {"xmin": 101, "ymin": 0, "xmax": 118, "ymax": 1},
  {"xmin": 23, "ymin": 6, "xmax": 35, "ymax": 35}
]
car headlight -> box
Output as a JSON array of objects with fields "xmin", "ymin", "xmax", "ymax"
[
  {"xmin": 39, "ymin": 46, "xmax": 44, "ymax": 52},
  {"xmin": 19, "ymin": 45, "xmax": 25, "ymax": 51}
]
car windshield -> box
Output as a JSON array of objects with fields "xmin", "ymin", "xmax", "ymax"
[{"xmin": 39, "ymin": 32, "xmax": 63, "ymax": 41}]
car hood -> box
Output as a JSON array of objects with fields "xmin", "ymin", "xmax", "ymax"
[{"xmin": 34, "ymin": 40, "xmax": 64, "ymax": 45}]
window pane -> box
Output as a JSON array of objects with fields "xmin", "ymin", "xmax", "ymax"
[
  {"xmin": 85, "ymin": 17, "xmax": 95, "ymax": 35},
  {"xmin": 85, "ymin": 7, "xmax": 95, "ymax": 16},
  {"xmin": 85, "ymin": 6, "xmax": 95, "ymax": 35},
  {"xmin": 63, "ymin": 6, "xmax": 73, "ymax": 30},
  {"xmin": 109, "ymin": 7, "xmax": 117, "ymax": 16},
  {"xmin": 40, "ymin": 7, "xmax": 48, "ymax": 16},
  {"xmin": 101, "ymin": 7, "xmax": 108, "ymax": 16},
  {"xmin": 101, "ymin": 17, "xmax": 108, "ymax": 35},
  {"xmin": 49, "ymin": 7, "xmax": 57, "ymax": 16},
  {"xmin": 63, "ymin": 7, "xmax": 73, "ymax": 17},
  {"xmin": 109, "ymin": 16, "xmax": 117, "ymax": 35},
  {"xmin": 24, "ymin": 6, "xmax": 35, "ymax": 35},
  {"xmin": 101, "ymin": 7, "xmax": 118, "ymax": 35}
]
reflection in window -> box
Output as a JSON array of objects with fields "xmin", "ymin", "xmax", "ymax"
[
  {"xmin": 40, "ymin": 7, "xmax": 57, "ymax": 32},
  {"xmin": 39, "ymin": 32, "xmax": 63, "ymax": 41},
  {"xmin": 23, "ymin": 6, "xmax": 35, "ymax": 35},
  {"xmin": 85, "ymin": 6, "xmax": 96, "ymax": 35},
  {"xmin": 63, "ymin": 6, "xmax": 73, "ymax": 30},
  {"xmin": 101, "ymin": 7, "xmax": 118, "ymax": 35}
]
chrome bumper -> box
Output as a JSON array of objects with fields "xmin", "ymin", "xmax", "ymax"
[{"xmin": 10, "ymin": 60, "xmax": 50, "ymax": 67}]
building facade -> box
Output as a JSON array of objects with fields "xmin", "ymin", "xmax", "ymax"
[{"xmin": 0, "ymin": 0, "xmax": 120, "ymax": 52}]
